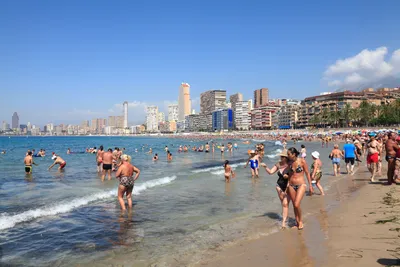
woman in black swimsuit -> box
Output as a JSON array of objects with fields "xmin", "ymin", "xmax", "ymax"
[
  {"xmin": 287, "ymin": 147, "xmax": 313, "ymax": 230},
  {"xmin": 261, "ymin": 150, "xmax": 291, "ymax": 228}
]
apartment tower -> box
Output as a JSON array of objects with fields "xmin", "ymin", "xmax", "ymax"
[
  {"xmin": 254, "ymin": 88, "xmax": 269, "ymax": 108},
  {"xmin": 178, "ymin": 83, "xmax": 191, "ymax": 121}
]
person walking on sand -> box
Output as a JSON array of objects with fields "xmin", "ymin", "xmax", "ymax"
[
  {"xmin": 393, "ymin": 136, "xmax": 400, "ymax": 184},
  {"xmin": 244, "ymin": 150, "xmax": 261, "ymax": 178},
  {"xmin": 286, "ymin": 147, "xmax": 313, "ymax": 230},
  {"xmin": 224, "ymin": 160, "xmax": 235, "ymax": 183},
  {"xmin": 24, "ymin": 151, "xmax": 38, "ymax": 174},
  {"xmin": 343, "ymin": 139, "xmax": 357, "ymax": 175},
  {"xmin": 385, "ymin": 132, "xmax": 399, "ymax": 185},
  {"xmin": 116, "ymin": 154, "xmax": 140, "ymax": 211},
  {"xmin": 329, "ymin": 144, "xmax": 343, "ymax": 176},
  {"xmin": 260, "ymin": 150, "xmax": 291, "ymax": 228},
  {"xmin": 101, "ymin": 148, "xmax": 114, "ymax": 181},
  {"xmin": 310, "ymin": 151, "xmax": 325, "ymax": 195},
  {"xmin": 48, "ymin": 154, "xmax": 67, "ymax": 171},
  {"xmin": 367, "ymin": 134, "xmax": 379, "ymax": 182}
]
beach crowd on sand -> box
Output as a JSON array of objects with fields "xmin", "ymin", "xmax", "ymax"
[{"xmin": 19, "ymin": 128, "xmax": 400, "ymax": 229}]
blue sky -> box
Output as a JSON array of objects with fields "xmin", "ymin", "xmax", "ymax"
[{"xmin": 1, "ymin": 0, "xmax": 399, "ymax": 126}]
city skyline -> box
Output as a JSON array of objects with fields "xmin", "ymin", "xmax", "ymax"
[{"xmin": 1, "ymin": 1, "xmax": 400, "ymax": 125}]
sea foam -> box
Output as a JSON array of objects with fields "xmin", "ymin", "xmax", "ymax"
[{"xmin": 0, "ymin": 176, "xmax": 176, "ymax": 230}]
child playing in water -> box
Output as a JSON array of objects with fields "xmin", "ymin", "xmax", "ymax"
[{"xmin": 224, "ymin": 160, "xmax": 235, "ymax": 183}]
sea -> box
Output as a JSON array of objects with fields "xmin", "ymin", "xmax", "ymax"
[{"xmin": 0, "ymin": 136, "xmax": 286, "ymax": 266}]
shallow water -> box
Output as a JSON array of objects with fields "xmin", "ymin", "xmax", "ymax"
[{"xmin": 0, "ymin": 136, "xmax": 293, "ymax": 266}]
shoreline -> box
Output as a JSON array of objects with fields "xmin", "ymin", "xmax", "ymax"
[{"xmin": 189, "ymin": 164, "xmax": 400, "ymax": 267}]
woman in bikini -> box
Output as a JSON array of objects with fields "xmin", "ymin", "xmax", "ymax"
[
  {"xmin": 287, "ymin": 147, "xmax": 313, "ymax": 230},
  {"xmin": 223, "ymin": 160, "xmax": 235, "ymax": 183},
  {"xmin": 310, "ymin": 151, "xmax": 325, "ymax": 195},
  {"xmin": 260, "ymin": 150, "xmax": 291, "ymax": 228},
  {"xmin": 116, "ymin": 154, "xmax": 141, "ymax": 211}
]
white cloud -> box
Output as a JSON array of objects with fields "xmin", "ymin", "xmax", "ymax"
[{"xmin": 324, "ymin": 47, "xmax": 400, "ymax": 90}]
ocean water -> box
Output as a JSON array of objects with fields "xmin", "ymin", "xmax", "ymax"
[{"xmin": 0, "ymin": 136, "xmax": 285, "ymax": 266}]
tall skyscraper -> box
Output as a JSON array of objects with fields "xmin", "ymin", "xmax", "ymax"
[
  {"xmin": 108, "ymin": 116, "xmax": 124, "ymax": 128},
  {"xmin": 123, "ymin": 101, "xmax": 128, "ymax": 128},
  {"xmin": 200, "ymin": 90, "xmax": 227, "ymax": 114},
  {"xmin": 248, "ymin": 99, "xmax": 253, "ymax": 110},
  {"xmin": 158, "ymin": 112, "xmax": 165, "ymax": 123},
  {"xmin": 12, "ymin": 112, "xmax": 19, "ymax": 129},
  {"xmin": 230, "ymin": 93, "xmax": 243, "ymax": 108},
  {"xmin": 146, "ymin": 106, "xmax": 159, "ymax": 132},
  {"xmin": 168, "ymin": 104, "xmax": 179, "ymax": 121},
  {"xmin": 254, "ymin": 88, "xmax": 269, "ymax": 108},
  {"xmin": 178, "ymin": 83, "xmax": 191, "ymax": 121}
]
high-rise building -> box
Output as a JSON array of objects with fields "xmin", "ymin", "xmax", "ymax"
[
  {"xmin": 254, "ymin": 88, "xmax": 269, "ymax": 108},
  {"xmin": 2, "ymin": 121, "xmax": 10, "ymax": 131},
  {"xmin": 251, "ymin": 105, "xmax": 279, "ymax": 129},
  {"xmin": 108, "ymin": 116, "xmax": 124, "ymax": 128},
  {"xmin": 234, "ymin": 101, "xmax": 251, "ymax": 130},
  {"xmin": 91, "ymin": 118, "xmax": 106, "ymax": 133},
  {"xmin": 229, "ymin": 93, "xmax": 243, "ymax": 128},
  {"xmin": 158, "ymin": 112, "xmax": 165, "ymax": 123},
  {"xmin": 178, "ymin": 83, "xmax": 191, "ymax": 121},
  {"xmin": 81, "ymin": 120, "xmax": 90, "ymax": 129},
  {"xmin": 168, "ymin": 104, "xmax": 179, "ymax": 122},
  {"xmin": 123, "ymin": 101, "xmax": 128, "ymax": 128},
  {"xmin": 200, "ymin": 90, "xmax": 227, "ymax": 114},
  {"xmin": 248, "ymin": 99, "xmax": 253, "ymax": 111},
  {"xmin": 185, "ymin": 114, "xmax": 211, "ymax": 132},
  {"xmin": 146, "ymin": 106, "xmax": 159, "ymax": 132},
  {"xmin": 212, "ymin": 108, "xmax": 233, "ymax": 131},
  {"xmin": 27, "ymin": 122, "xmax": 32, "ymax": 132},
  {"xmin": 12, "ymin": 112, "xmax": 19, "ymax": 129}
]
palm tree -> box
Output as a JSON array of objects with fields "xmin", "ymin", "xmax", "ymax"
[
  {"xmin": 320, "ymin": 108, "xmax": 330, "ymax": 128},
  {"xmin": 341, "ymin": 103, "xmax": 352, "ymax": 127}
]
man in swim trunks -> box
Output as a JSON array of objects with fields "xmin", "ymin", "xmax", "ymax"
[
  {"xmin": 205, "ymin": 143, "xmax": 210, "ymax": 153},
  {"xmin": 367, "ymin": 135, "xmax": 379, "ymax": 182},
  {"xmin": 24, "ymin": 151, "xmax": 37, "ymax": 174},
  {"xmin": 48, "ymin": 154, "xmax": 67, "ymax": 171},
  {"xmin": 385, "ymin": 132, "xmax": 399, "ymax": 185},
  {"xmin": 329, "ymin": 144, "xmax": 343, "ymax": 176},
  {"xmin": 101, "ymin": 148, "xmax": 113, "ymax": 181}
]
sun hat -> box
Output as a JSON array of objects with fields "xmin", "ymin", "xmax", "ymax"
[
  {"xmin": 311, "ymin": 151, "xmax": 320, "ymax": 159},
  {"xmin": 354, "ymin": 140, "xmax": 360, "ymax": 144},
  {"xmin": 279, "ymin": 150, "xmax": 288, "ymax": 157},
  {"xmin": 250, "ymin": 150, "xmax": 255, "ymax": 154},
  {"xmin": 51, "ymin": 155, "xmax": 57, "ymax": 160}
]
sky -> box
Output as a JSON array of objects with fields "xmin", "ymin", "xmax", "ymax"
[{"xmin": 1, "ymin": 0, "xmax": 399, "ymax": 126}]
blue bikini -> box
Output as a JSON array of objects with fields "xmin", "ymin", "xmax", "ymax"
[{"xmin": 250, "ymin": 159, "xmax": 259, "ymax": 170}]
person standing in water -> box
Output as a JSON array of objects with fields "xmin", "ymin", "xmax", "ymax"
[
  {"xmin": 115, "ymin": 154, "xmax": 140, "ymax": 211},
  {"xmin": 310, "ymin": 151, "xmax": 324, "ymax": 195},
  {"xmin": 167, "ymin": 151, "xmax": 173, "ymax": 161},
  {"xmin": 287, "ymin": 147, "xmax": 313, "ymax": 230},
  {"xmin": 224, "ymin": 160, "xmax": 235, "ymax": 183},
  {"xmin": 205, "ymin": 143, "xmax": 210, "ymax": 153},
  {"xmin": 101, "ymin": 148, "xmax": 114, "ymax": 181},
  {"xmin": 260, "ymin": 150, "xmax": 291, "ymax": 228},
  {"xmin": 24, "ymin": 151, "xmax": 38, "ymax": 174},
  {"xmin": 96, "ymin": 145, "xmax": 104, "ymax": 172},
  {"xmin": 244, "ymin": 150, "xmax": 261, "ymax": 178},
  {"xmin": 153, "ymin": 153, "xmax": 159, "ymax": 161},
  {"xmin": 48, "ymin": 154, "xmax": 67, "ymax": 171},
  {"xmin": 300, "ymin": 144, "xmax": 307, "ymax": 159}
]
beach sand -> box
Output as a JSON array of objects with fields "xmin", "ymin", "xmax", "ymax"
[{"xmin": 189, "ymin": 142, "xmax": 400, "ymax": 267}]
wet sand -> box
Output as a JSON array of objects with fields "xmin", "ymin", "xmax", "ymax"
[{"xmin": 192, "ymin": 143, "xmax": 400, "ymax": 267}]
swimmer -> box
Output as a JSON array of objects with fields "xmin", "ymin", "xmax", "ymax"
[
  {"xmin": 224, "ymin": 160, "xmax": 235, "ymax": 183},
  {"xmin": 220, "ymin": 144, "xmax": 225, "ymax": 156},
  {"xmin": 24, "ymin": 151, "xmax": 38, "ymax": 174},
  {"xmin": 1, "ymin": 150, "xmax": 6, "ymax": 154},
  {"xmin": 101, "ymin": 148, "xmax": 113, "ymax": 181},
  {"xmin": 48, "ymin": 154, "xmax": 67, "ymax": 171},
  {"xmin": 205, "ymin": 143, "xmax": 210, "ymax": 153},
  {"xmin": 167, "ymin": 151, "xmax": 173, "ymax": 161},
  {"xmin": 67, "ymin": 148, "xmax": 71, "ymax": 154},
  {"xmin": 245, "ymin": 150, "xmax": 261, "ymax": 178},
  {"xmin": 165, "ymin": 146, "xmax": 169, "ymax": 152},
  {"xmin": 153, "ymin": 153, "xmax": 159, "ymax": 161}
]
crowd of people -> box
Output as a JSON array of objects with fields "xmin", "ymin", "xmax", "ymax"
[{"xmin": 20, "ymin": 129, "xmax": 400, "ymax": 221}]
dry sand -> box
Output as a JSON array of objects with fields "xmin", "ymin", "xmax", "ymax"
[{"xmin": 192, "ymin": 163, "xmax": 400, "ymax": 267}]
